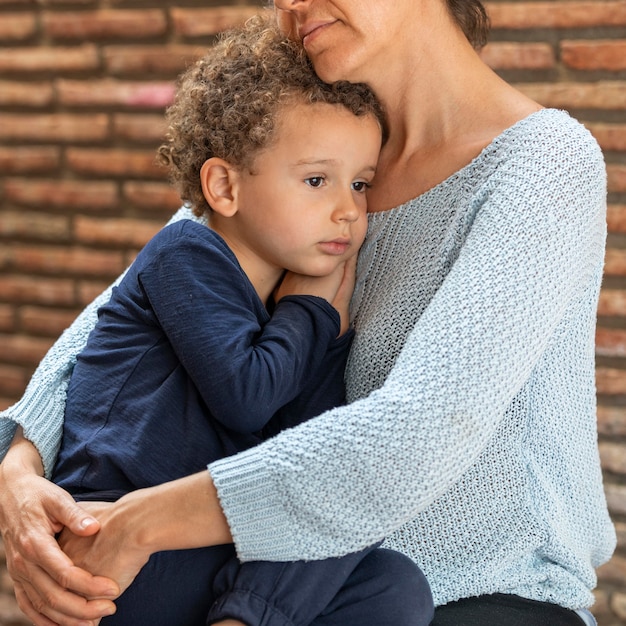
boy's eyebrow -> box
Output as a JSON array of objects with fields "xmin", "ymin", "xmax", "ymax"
[
  {"xmin": 292, "ymin": 158, "xmax": 377, "ymax": 173},
  {"xmin": 292, "ymin": 158, "xmax": 339, "ymax": 166}
]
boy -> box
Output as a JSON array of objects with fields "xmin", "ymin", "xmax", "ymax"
[{"xmin": 52, "ymin": 13, "xmax": 431, "ymax": 626}]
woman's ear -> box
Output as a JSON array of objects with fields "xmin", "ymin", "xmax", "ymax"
[{"xmin": 200, "ymin": 157, "xmax": 239, "ymax": 217}]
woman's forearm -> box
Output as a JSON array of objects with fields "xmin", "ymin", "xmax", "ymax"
[{"xmin": 124, "ymin": 470, "xmax": 232, "ymax": 552}]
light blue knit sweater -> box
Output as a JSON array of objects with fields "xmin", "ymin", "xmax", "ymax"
[{"xmin": 0, "ymin": 109, "xmax": 616, "ymax": 609}]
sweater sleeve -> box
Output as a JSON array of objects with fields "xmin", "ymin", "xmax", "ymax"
[
  {"xmin": 0, "ymin": 206, "xmax": 200, "ymax": 477},
  {"xmin": 209, "ymin": 121, "xmax": 608, "ymax": 561}
]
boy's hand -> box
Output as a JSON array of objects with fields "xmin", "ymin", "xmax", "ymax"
[{"xmin": 274, "ymin": 258, "xmax": 356, "ymax": 335}]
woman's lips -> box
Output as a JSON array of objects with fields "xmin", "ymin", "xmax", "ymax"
[{"xmin": 299, "ymin": 20, "xmax": 335, "ymax": 47}]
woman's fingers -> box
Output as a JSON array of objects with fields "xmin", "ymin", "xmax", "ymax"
[{"xmin": 16, "ymin": 568, "xmax": 116, "ymax": 626}]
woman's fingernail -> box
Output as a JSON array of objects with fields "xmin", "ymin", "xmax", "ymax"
[{"xmin": 79, "ymin": 517, "xmax": 97, "ymax": 529}]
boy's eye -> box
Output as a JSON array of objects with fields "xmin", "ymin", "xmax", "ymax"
[
  {"xmin": 352, "ymin": 181, "xmax": 370, "ymax": 192},
  {"xmin": 304, "ymin": 176, "xmax": 324, "ymax": 188}
]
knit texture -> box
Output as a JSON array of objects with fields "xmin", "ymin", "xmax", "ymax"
[
  {"xmin": 0, "ymin": 110, "xmax": 616, "ymax": 609},
  {"xmin": 208, "ymin": 110, "xmax": 616, "ymax": 608}
]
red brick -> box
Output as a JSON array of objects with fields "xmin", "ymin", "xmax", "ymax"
[
  {"xmin": 75, "ymin": 215, "xmax": 161, "ymax": 248},
  {"xmin": 8, "ymin": 244, "xmax": 125, "ymax": 277},
  {"xmin": 616, "ymin": 521, "xmax": 626, "ymax": 549},
  {"xmin": 613, "ymin": 592, "xmax": 626, "ymax": 621},
  {"xmin": 598, "ymin": 405, "xmax": 626, "ymax": 437},
  {"xmin": 562, "ymin": 40, "xmax": 626, "ymax": 72},
  {"xmin": 607, "ymin": 204, "xmax": 626, "ymax": 234},
  {"xmin": 0, "ymin": 305, "xmax": 15, "ymax": 333},
  {"xmin": 45, "ymin": 0, "xmax": 93, "ymax": 5},
  {"xmin": 605, "ymin": 482, "xmax": 626, "ymax": 515},
  {"xmin": 0, "ymin": 275, "xmax": 74, "ymax": 306},
  {"xmin": 0, "ymin": 13, "xmax": 36, "ymax": 41},
  {"xmin": 43, "ymin": 9, "xmax": 166, "ymax": 40},
  {"xmin": 0, "ymin": 210, "xmax": 69, "ymax": 241},
  {"xmin": 20, "ymin": 306, "xmax": 81, "ymax": 336},
  {"xmin": 516, "ymin": 81, "xmax": 626, "ymax": 110},
  {"xmin": 485, "ymin": 1, "xmax": 626, "ymax": 29},
  {"xmin": 123, "ymin": 181, "xmax": 181, "ymax": 213},
  {"xmin": 0, "ymin": 45, "xmax": 99, "ymax": 73},
  {"xmin": 113, "ymin": 114, "xmax": 167, "ymax": 144},
  {"xmin": 598, "ymin": 552, "xmax": 626, "ymax": 585},
  {"xmin": 0, "ymin": 365, "xmax": 26, "ymax": 397},
  {"xmin": 591, "ymin": 589, "xmax": 612, "ymax": 623},
  {"xmin": 596, "ymin": 366, "xmax": 626, "ymax": 395},
  {"xmin": 170, "ymin": 6, "xmax": 261, "ymax": 38},
  {"xmin": 480, "ymin": 42, "xmax": 555, "ymax": 70},
  {"xmin": 0, "ymin": 80, "xmax": 53, "ymax": 107},
  {"xmin": 66, "ymin": 148, "xmax": 165, "ymax": 179},
  {"xmin": 3, "ymin": 178, "xmax": 118, "ymax": 211},
  {"xmin": 596, "ymin": 328, "xmax": 626, "ymax": 358},
  {"xmin": 78, "ymin": 279, "xmax": 113, "ymax": 306},
  {"xmin": 586, "ymin": 123, "xmax": 626, "ymax": 152},
  {"xmin": 0, "ymin": 113, "xmax": 109, "ymax": 143},
  {"xmin": 104, "ymin": 45, "xmax": 202, "ymax": 77},
  {"xmin": 58, "ymin": 79, "xmax": 175, "ymax": 109},
  {"xmin": 608, "ymin": 164, "xmax": 626, "ymax": 193},
  {"xmin": 604, "ymin": 249, "xmax": 626, "ymax": 277},
  {"xmin": 599, "ymin": 441, "xmax": 626, "ymax": 474},
  {"xmin": 598, "ymin": 288, "xmax": 626, "ymax": 317},
  {"xmin": 0, "ymin": 147, "xmax": 60, "ymax": 174},
  {"xmin": 0, "ymin": 334, "xmax": 53, "ymax": 366}
]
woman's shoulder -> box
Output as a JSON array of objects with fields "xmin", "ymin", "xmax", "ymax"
[{"xmin": 500, "ymin": 109, "xmax": 602, "ymax": 162}]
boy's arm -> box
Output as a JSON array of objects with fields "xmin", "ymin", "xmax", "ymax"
[
  {"xmin": 0, "ymin": 206, "xmax": 200, "ymax": 477},
  {"xmin": 140, "ymin": 229, "xmax": 347, "ymax": 434}
]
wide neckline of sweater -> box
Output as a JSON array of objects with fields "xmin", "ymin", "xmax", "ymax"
[{"xmin": 369, "ymin": 108, "xmax": 567, "ymax": 222}]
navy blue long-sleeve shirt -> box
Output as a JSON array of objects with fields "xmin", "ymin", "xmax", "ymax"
[{"xmin": 53, "ymin": 219, "xmax": 352, "ymax": 499}]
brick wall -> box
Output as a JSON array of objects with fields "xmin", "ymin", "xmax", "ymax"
[{"xmin": 0, "ymin": 1, "xmax": 625, "ymax": 624}]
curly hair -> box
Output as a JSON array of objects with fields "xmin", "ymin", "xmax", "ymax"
[{"xmin": 157, "ymin": 12, "xmax": 386, "ymax": 217}]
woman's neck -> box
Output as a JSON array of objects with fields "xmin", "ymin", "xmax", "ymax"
[{"xmin": 366, "ymin": 31, "xmax": 541, "ymax": 212}]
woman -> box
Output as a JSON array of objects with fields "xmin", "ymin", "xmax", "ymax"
[{"xmin": 0, "ymin": 1, "xmax": 615, "ymax": 625}]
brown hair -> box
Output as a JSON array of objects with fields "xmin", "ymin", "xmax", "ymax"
[
  {"xmin": 157, "ymin": 12, "xmax": 385, "ymax": 216},
  {"xmin": 446, "ymin": 0, "xmax": 491, "ymax": 49}
]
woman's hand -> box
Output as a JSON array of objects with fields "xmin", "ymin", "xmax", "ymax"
[
  {"xmin": 275, "ymin": 256, "xmax": 357, "ymax": 335},
  {"xmin": 60, "ymin": 472, "xmax": 233, "ymax": 600},
  {"xmin": 57, "ymin": 501, "xmax": 150, "ymax": 599},
  {"xmin": 0, "ymin": 430, "xmax": 119, "ymax": 626}
]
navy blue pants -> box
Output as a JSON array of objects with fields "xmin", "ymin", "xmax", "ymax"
[{"xmin": 101, "ymin": 542, "xmax": 433, "ymax": 625}]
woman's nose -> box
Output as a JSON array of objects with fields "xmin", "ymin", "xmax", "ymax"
[{"xmin": 274, "ymin": 0, "xmax": 310, "ymax": 9}]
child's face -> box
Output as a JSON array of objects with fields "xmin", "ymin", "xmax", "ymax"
[{"xmin": 226, "ymin": 101, "xmax": 381, "ymax": 281}]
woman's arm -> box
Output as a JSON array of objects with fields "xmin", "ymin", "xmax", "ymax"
[
  {"xmin": 57, "ymin": 471, "xmax": 231, "ymax": 598},
  {"xmin": 205, "ymin": 118, "xmax": 609, "ymax": 562},
  {"xmin": 0, "ymin": 207, "xmax": 200, "ymax": 625}
]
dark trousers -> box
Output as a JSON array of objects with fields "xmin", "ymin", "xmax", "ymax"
[
  {"xmin": 101, "ymin": 542, "xmax": 433, "ymax": 626},
  {"xmin": 432, "ymin": 594, "xmax": 589, "ymax": 626}
]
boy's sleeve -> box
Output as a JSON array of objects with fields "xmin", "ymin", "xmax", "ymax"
[
  {"xmin": 0, "ymin": 207, "xmax": 200, "ymax": 477},
  {"xmin": 262, "ymin": 329, "xmax": 354, "ymax": 438},
  {"xmin": 138, "ymin": 227, "xmax": 345, "ymax": 434}
]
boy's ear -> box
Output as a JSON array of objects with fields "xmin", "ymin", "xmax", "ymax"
[{"xmin": 200, "ymin": 157, "xmax": 239, "ymax": 217}]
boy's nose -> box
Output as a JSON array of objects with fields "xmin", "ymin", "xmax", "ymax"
[{"xmin": 335, "ymin": 200, "xmax": 361, "ymax": 223}]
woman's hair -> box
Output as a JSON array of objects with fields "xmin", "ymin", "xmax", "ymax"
[
  {"xmin": 157, "ymin": 12, "xmax": 386, "ymax": 216},
  {"xmin": 446, "ymin": 0, "xmax": 491, "ymax": 49}
]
